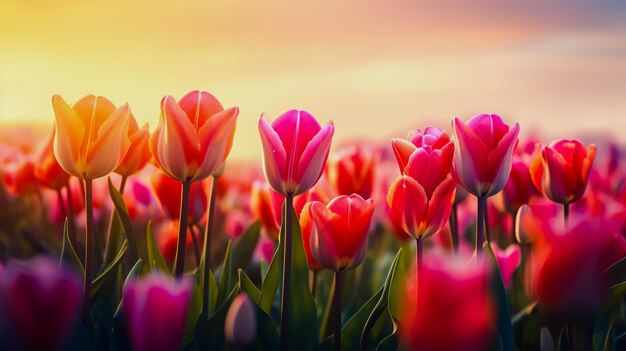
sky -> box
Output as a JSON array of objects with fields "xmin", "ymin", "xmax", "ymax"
[{"xmin": 1, "ymin": 0, "xmax": 626, "ymax": 159}]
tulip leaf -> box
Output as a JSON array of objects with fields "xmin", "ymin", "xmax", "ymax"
[
  {"xmin": 254, "ymin": 300, "xmax": 280, "ymax": 350},
  {"xmin": 594, "ymin": 312, "xmax": 616, "ymax": 351},
  {"xmin": 216, "ymin": 240, "xmax": 233, "ymax": 307},
  {"xmin": 104, "ymin": 209, "xmax": 124, "ymax": 265},
  {"xmin": 361, "ymin": 248, "xmax": 405, "ymax": 350},
  {"xmin": 604, "ymin": 256, "xmax": 626, "ymax": 286},
  {"xmin": 317, "ymin": 288, "xmax": 385, "ymax": 350},
  {"xmin": 205, "ymin": 285, "xmax": 239, "ymax": 350},
  {"xmin": 484, "ymin": 242, "xmax": 515, "ymax": 351},
  {"xmin": 109, "ymin": 259, "xmax": 143, "ymax": 351},
  {"xmin": 60, "ymin": 218, "xmax": 84, "ymax": 275},
  {"xmin": 92, "ymin": 240, "xmax": 128, "ymax": 300},
  {"xmin": 107, "ymin": 177, "xmax": 139, "ymax": 262},
  {"xmin": 239, "ymin": 268, "xmax": 261, "ymax": 302},
  {"xmin": 146, "ymin": 220, "xmax": 170, "ymax": 274},
  {"xmin": 259, "ymin": 233, "xmax": 283, "ymax": 314},
  {"xmin": 231, "ymin": 220, "xmax": 261, "ymax": 275}
]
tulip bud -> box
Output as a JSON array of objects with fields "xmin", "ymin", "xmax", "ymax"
[
  {"xmin": 258, "ymin": 109, "xmax": 334, "ymax": 196},
  {"xmin": 225, "ymin": 293, "xmax": 257, "ymax": 347}
]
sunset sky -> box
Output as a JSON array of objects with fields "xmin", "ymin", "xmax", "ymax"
[{"xmin": 2, "ymin": 0, "xmax": 626, "ymax": 159}]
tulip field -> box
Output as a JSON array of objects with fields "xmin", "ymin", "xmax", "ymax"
[{"xmin": 1, "ymin": 90, "xmax": 625, "ymax": 351}]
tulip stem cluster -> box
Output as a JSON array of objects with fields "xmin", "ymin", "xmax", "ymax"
[
  {"xmin": 201, "ymin": 176, "xmax": 219, "ymax": 320},
  {"xmin": 279, "ymin": 194, "xmax": 294, "ymax": 351},
  {"xmin": 174, "ymin": 181, "xmax": 192, "ymax": 278},
  {"xmin": 333, "ymin": 270, "xmax": 342, "ymax": 351}
]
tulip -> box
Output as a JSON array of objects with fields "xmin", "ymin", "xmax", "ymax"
[
  {"xmin": 250, "ymin": 180, "xmax": 283, "ymax": 239},
  {"xmin": 151, "ymin": 172, "xmax": 207, "ymax": 223},
  {"xmin": 156, "ymin": 220, "xmax": 195, "ymax": 263},
  {"xmin": 526, "ymin": 215, "xmax": 626, "ymax": 318},
  {"xmin": 150, "ymin": 90, "xmax": 237, "ymax": 277},
  {"xmin": 452, "ymin": 114, "xmax": 520, "ymax": 253},
  {"xmin": 307, "ymin": 194, "xmax": 374, "ymax": 351},
  {"xmin": 123, "ymin": 273, "xmax": 193, "ymax": 351},
  {"xmin": 500, "ymin": 157, "xmax": 536, "ymax": 214},
  {"xmin": 399, "ymin": 252, "xmax": 495, "ymax": 351},
  {"xmin": 225, "ymin": 293, "xmax": 257, "ymax": 348},
  {"xmin": 391, "ymin": 126, "xmax": 451, "ymax": 172},
  {"xmin": 529, "ymin": 139, "xmax": 596, "ymax": 221},
  {"xmin": 52, "ymin": 94, "xmax": 132, "ymax": 312},
  {"xmin": 258, "ymin": 109, "xmax": 334, "ymax": 349},
  {"xmin": 258, "ymin": 109, "xmax": 334, "ymax": 196},
  {"xmin": 2, "ymin": 159, "xmax": 38, "ymax": 196},
  {"xmin": 299, "ymin": 202, "xmax": 323, "ymax": 271},
  {"xmin": 490, "ymin": 243, "xmax": 521, "ymax": 288},
  {"xmin": 35, "ymin": 131, "xmax": 70, "ymax": 191},
  {"xmin": 326, "ymin": 144, "xmax": 376, "ymax": 198},
  {"xmin": 115, "ymin": 116, "xmax": 151, "ymax": 181},
  {"xmin": 150, "ymin": 90, "xmax": 238, "ymax": 183},
  {"xmin": 0, "ymin": 258, "xmax": 82, "ymax": 351}
]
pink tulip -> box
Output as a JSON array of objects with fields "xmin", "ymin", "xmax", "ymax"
[
  {"xmin": 490, "ymin": 243, "xmax": 521, "ymax": 288},
  {"xmin": 529, "ymin": 139, "xmax": 596, "ymax": 205},
  {"xmin": 123, "ymin": 273, "xmax": 193, "ymax": 351},
  {"xmin": 0, "ymin": 258, "xmax": 82, "ymax": 351},
  {"xmin": 225, "ymin": 293, "xmax": 257, "ymax": 347},
  {"xmin": 392, "ymin": 126, "xmax": 451, "ymax": 173},
  {"xmin": 452, "ymin": 114, "xmax": 520, "ymax": 197},
  {"xmin": 307, "ymin": 194, "xmax": 375, "ymax": 271},
  {"xmin": 150, "ymin": 90, "xmax": 238, "ymax": 183},
  {"xmin": 258, "ymin": 109, "xmax": 334, "ymax": 196}
]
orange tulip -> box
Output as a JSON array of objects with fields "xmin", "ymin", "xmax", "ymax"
[
  {"xmin": 52, "ymin": 95, "xmax": 131, "ymax": 180},
  {"xmin": 150, "ymin": 90, "xmax": 238, "ymax": 183},
  {"xmin": 115, "ymin": 116, "xmax": 151, "ymax": 177}
]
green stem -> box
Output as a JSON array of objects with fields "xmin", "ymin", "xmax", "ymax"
[
  {"xmin": 173, "ymin": 181, "xmax": 192, "ymax": 278},
  {"xmin": 280, "ymin": 194, "xmax": 294, "ymax": 351},
  {"xmin": 201, "ymin": 176, "xmax": 219, "ymax": 320},
  {"xmin": 83, "ymin": 178, "xmax": 94, "ymax": 321},
  {"xmin": 65, "ymin": 181, "xmax": 78, "ymax": 258},
  {"xmin": 333, "ymin": 270, "xmax": 342, "ymax": 351},
  {"xmin": 311, "ymin": 270, "xmax": 318, "ymax": 298}
]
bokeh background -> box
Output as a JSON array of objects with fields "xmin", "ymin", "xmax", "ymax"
[{"xmin": 2, "ymin": 0, "xmax": 626, "ymax": 159}]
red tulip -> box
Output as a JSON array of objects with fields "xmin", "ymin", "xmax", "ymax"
[
  {"xmin": 2, "ymin": 159, "xmax": 38, "ymax": 196},
  {"xmin": 258, "ymin": 109, "xmax": 334, "ymax": 196},
  {"xmin": 326, "ymin": 144, "xmax": 376, "ymax": 198},
  {"xmin": 123, "ymin": 273, "xmax": 193, "ymax": 351},
  {"xmin": 115, "ymin": 116, "xmax": 151, "ymax": 177},
  {"xmin": 34, "ymin": 131, "xmax": 70, "ymax": 190},
  {"xmin": 452, "ymin": 114, "xmax": 520, "ymax": 197},
  {"xmin": 250, "ymin": 180, "xmax": 283, "ymax": 239},
  {"xmin": 526, "ymin": 215, "xmax": 626, "ymax": 315},
  {"xmin": 500, "ymin": 156, "xmax": 536, "ymax": 213},
  {"xmin": 155, "ymin": 220, "xmax": 195, "ymax": 263},
  {"xmin": 392, "ymin": 126, "xmax": 451, "ymax": 172},
  {"xmin": 151, "ymin": 172, "xmax": 207, "ymax": 223},
  {"xmin": 299, "ymin": 202, "xmax": 323, "ymax": 271},
  {"xmin": 0, "ymin": 258, "xmax": 82, "ymax": 351},
  {"xmin": 150, "ymin": 90, "xmax": 238, "ymax": 183},
  {"xmin": 529, "ymin": 139, "xmax": 596, "ymax": 205},
  {"xmin": 400, "ymin": 252, "xmax": 495, "ymax": 351},
  {"xmin": 387, "ymin": 144, "xmax": 456, "ymax": 239},
  {"xmin": 307, "ymin": 194, "xmax": 375, "ymax": 271}
]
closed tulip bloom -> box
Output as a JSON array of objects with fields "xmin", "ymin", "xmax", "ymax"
[
  {"xmin": 151, "ymin": 172, "xmax": 207, "ymax": 223},
  {"xmin": 490, "ymin": 243, "xmax": 521, "ymax": 288},
  {"xmin": 400, "ymin": 253, "xmax": 495, "ymax": 351},
  {"xmin": 258, "ymin": 109, "xmax": 334, "ymax": 196},
  {"xmin": 150, "ymin": 90, "xmax": 238, "ymax": 183},
  {"xmin": 52, "ymin": 94, "xmax": 131, "ymax": 179},
  {"xmin": 307, "ymin": 194, "xmax": 375, "ymax": 271},
  {"xmin": 299, "ymin": 202, "xmax": 323, "ymax": 270},
  {"xmin": 529, "ymin": 139, "xmax": 596, "ymax": 205},
  {"xmin": 250, "ymin": 180, "xmax": 283, "ymax": 238},
  {"xmin": 115, "ymin": 116, "xmax": 151, "ymax": 177},
  {"xmin": 123, "ymin": 273, "xmax": 193, "ymax": 351},
  {"xmin": 527, "ymin": 216, "xmax": 625, "ymax": 315},
  {"xmin": 0, "ymin": 258, "xmax": 82, "ymax": 351},
  {"xmin": 452, "ymin": 114, "xmax": 520, "ymax": 197},
  {"xmin": 392, "ymin": 126, "xmax": 451, "ymax": 172},
  {"xmin": 225, "ymin": 293, "xmax": 257, "ymax": 347},
  {"xmin": 501, "ymin": 157, "xmax": 536, "ymax": 213},
  {"xmin": 35, "ymin": 131, "xmax": 70, "ymax": 190},
  {"xmin": 387, "ymin": 145, "xmax": 456, "ymax": 239},
  {"xmin": 326, "ymin": 144, "xmax": 376, "ymax": 198}
]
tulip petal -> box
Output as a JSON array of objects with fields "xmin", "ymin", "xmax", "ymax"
[
  {"xmin": 258, "ymin": 116, "xmax": 288, "ymax": 194},
  {"xmin": 52, "ymin": 95, "xmax": 85, "ymax": 177},
  {"xmin": 391, "ymin": 138, "xmax": 417, "ymax": 172},
  {"xmin": 452, "ymin": 117, "xmax": 490, "ymax": 196},
  {"xmin": 193, "ymin": 107, "xmax": 238, "ymax": 181},
  {"xmin": 85, "ymin": 104, "xmax": 131, "ymax": 179},
  {"xmin": 177, "ymin": 90, "xmax": 224, "ymax": 129},
  {"xmin": 388, "ymin": 176, "xmax": 428, "ymax": 239},
  {"xmin": 162, "ymin": 95, "xmax": 201, "ymax": 164},
  {"xmin": 485, "ymin": 122, "xmax": 519, "ymax": 196},
  {"xmin": 425, "ymin": 176, "xmax": 456, "ymax": 238},
  {"xmin": 295, "ymin": 123, "xmax": 334, "ymax": 195},
  {"xmin": 72, "ymin": 95, "xmax": 116, "ymax": 144}
]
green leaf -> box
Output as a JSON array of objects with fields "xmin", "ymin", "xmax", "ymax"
[
  {"xmin": 146, "ymin": 220, "xmax": 170, "ymax": 274},
  {"xmin": 231, "ymin": 220, "xmax": 261, "ymax": 275},
  {"xmin": 604, "ymin": 256, "xmax": 626, "ymax": 286},
  {"xmin": 60, "ymin": 218, "xmax": 84, "ymax": 275},
  {"xmin": 361, "ymin": 248, "xmax": 405, "ymax": 350},
  {"xmin": 216, "ymin": 241, "xmax": 233, "ymax": 307},
  {"xmin": 239, "ymin": 268, "xmax": 261, "ymax": 302},
  {"xmin": 254, "ymin": 301, "xmax": 280, "ymax": 350},
  {"xmin": 91, "ymin": 240, "xmax": 128, "ymax": 300},
  {"xmin": 259, "ymin": 233, "xmax": 282, "ymax": 314},
  {"xmin": 107, "ymin": 177, "xmax": 139, "ymax": 262},
  {"xmin": 196, "ymin": 285, "xmax": 239, "ymax": 350},
  {"xmin": 594, "ymin": 312, "xmax": 616, "ymax": 351},
  {"xmin": 484, "ymin": 242, "xmax": 515, "ymax": 351}
]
